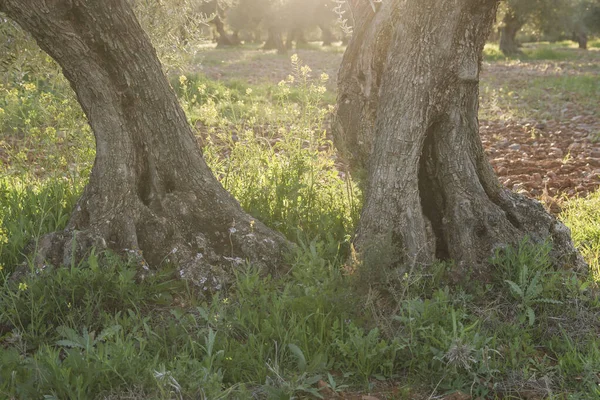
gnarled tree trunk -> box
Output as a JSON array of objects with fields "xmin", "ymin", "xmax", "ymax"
[
  {"xmin": 0, "ymin": 0, "xmax": 289, "ymax": 286},
  {"xmin": 333, "ymin": 0, "xmax": 583, "ymax": 278},
  {"xmin": 499, "ymin": 10, "xmax": 523, "ymax": 56}
]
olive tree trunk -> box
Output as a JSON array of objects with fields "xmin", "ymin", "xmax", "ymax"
[
  {"xmin": 213, "ymin": 15, "xmax": 236, "ymax": 47},
  {"xmin": 0, "ymin": 0, "xmax": 289, "ymax": 285},
  {"xmin": 319, "ymin": 23, "xmax": 335, "ymax": 46},
  {"xmin": 263, "ymin": 26, "xmax": 287, "ymax": 54},
  {"xmin": 333, "ymin": 0, "xmax": 583, "ymax": 278},
  {"xmin": 572, "ymin": 31, "xmax": 588, "ymax": 50},
  {"xmin": 499, "ymin": 10, "xmax": 524, "ymax": 56}
]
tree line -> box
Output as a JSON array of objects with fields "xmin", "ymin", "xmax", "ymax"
[
  {"xmin": 499, "ymin": 0, "xmax": 600, "ymax": 54},
  {"xmin": 145, "ymin": 0, "xmax": 600, "ymax": 55}
]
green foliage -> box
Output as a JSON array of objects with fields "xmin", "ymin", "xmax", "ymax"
[
  {"xmin": 2, "ymin": 37, "xmax": 600, "ymax": 398},
  {"xmin": 480, "ymin": 72, "xmax": 600, "ymax": 122},
  {"xmin": 176, "ymin": 55, "xmax": 360, "ymax": 244},
  {"xmin": 590, "ymin": 38, "xmax": 600, "ymax": 48},
  {"xmin": 483, "ymin": 43, "xmax": 508, "ymax": 61},
  {"xmin": 523, "ymin": 45, "xmax": 573, "ymax": 60},
  {"xmin": 0, "ymin": 177, "xmax": 83, "ymax": 271},
  {"xmin": 332, "ymin": 323, "xmax": 404, "ymax": 387},
  {"xmin": 562, "ymin": 190, "xmax": 600, "ymax": 279},
  {"xmin": 492, "ymin": 239, "xmax": 564, "ymax": 326}
]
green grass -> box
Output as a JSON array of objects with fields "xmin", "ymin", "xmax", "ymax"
[
  {"xmin": 562, "ymin": 190, "xmax": 600, "ymax": 280},
  {"xmin": 480, "ymin": 74, "xmax": 600, "ymax": 122},
  {"xmin": 2, "ymin": 40, "xmax": 600, "ymax": 399},
  {"xmin": 483, "ymin": 43, "xmax": 508, "ymax": 62},
  {"xmin": 483, "ymin": 41, "xmax": 589, "ymax": 62}
]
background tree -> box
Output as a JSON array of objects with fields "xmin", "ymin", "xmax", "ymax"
[
  {"xmin": 226, "ymin": 0, "xmax": 270, "ymax": 43},
  {"xmin": 0, "ymin": 0, "xmax": 289, "ymax": 284},
  {"xmin": 131, "ymin": 0, "xmax": 211, "ymax": 68},
  {"xmin": 498, "ymin": 0, "xmax": 569, "ymax": 55},
  {"xmin": 333, "ymin": 0, "xmax": 583, "ymax": 278},
  {"xmin": 282, "ymin": 0, "xmax": 338, "ymax": 48},
  {"xmin": 226, "ymin": 0, "xmax": 339, "ymax": 51},
  {"xmin": 541, "ymin": 0, "xmax": 600, "ymax": 49}
]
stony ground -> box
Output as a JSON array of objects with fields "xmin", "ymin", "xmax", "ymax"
[{"xmin": 197, "ymin": 43, "xmax": 600, "ymax": 214}]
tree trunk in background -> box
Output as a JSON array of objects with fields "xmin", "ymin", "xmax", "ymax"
[
  {"xmin": 285, "ymin": 27, "xmax": 307, "ymax": 50},
  {"xmin": 0, "ymin": 0, "xmax": 289, "ymax": 286},
  {"xmin": 319, "ymin": 23, "xmax": 334, "ymax": 46},
  {"xmin": 499, "ymin": 10, "xmax": 523, "ymax": 56},
  {"xmin": 263, "ymin": 26, "xmax": 286, "ymax": 54},
  {"xmin": 213, "ymin": 15, "xmax": 235, "ymax": 47},
  {"xmin": 572, "ymin": 31, "xmax": 588, "ymax": 50},
  {"xmin": 333, "ymin": 0, "xmax": 584, "ymax": 278}
]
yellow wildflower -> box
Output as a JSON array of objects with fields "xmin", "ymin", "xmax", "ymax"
[
  {"xmin": 300, "ymin": 65, "xmax": 312, "ymax": 77},
  {"xmin": 18, "ymin": 282, "xmax": 28, "ymax": 291}
]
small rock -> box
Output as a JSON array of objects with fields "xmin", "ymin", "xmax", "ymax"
[
  {"xmin": 496, "ymin": 167, "xmax": 508, "ymax": 176},
  {"xmin": 497, "ymin": 139, "xmax": 510, "ymax": 148},
  {"xmin": 508, "ymin": 143, "xmax": 521, "ymax": 151},
  {"xmin": 549, "ymin": 147, "xmax": 563, "ymax": 158}
]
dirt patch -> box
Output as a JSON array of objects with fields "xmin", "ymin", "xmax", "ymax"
[
  {"xmin": 482, "ymin": 116, "xmax": 600, "ymax": 212},
  {"xmin": 196, "ymin": 45, "xmax": 345, "ymax": 89}
]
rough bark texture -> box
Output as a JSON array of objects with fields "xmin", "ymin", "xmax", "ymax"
[
  {"xmin": 499, "ymin": 11, "xmax": 524, "ymax": 56},
  {"xmin": 0, "ymin": 0, "xmax": 290, "ymax": 286},
  {"xmin": 333, "ymin": 0, "xmax": 584, "ymax": 278}
]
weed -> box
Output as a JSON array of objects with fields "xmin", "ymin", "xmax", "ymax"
[{"xmin": 2, "ymin": 38, "xmax": 600, "ymax": 399}]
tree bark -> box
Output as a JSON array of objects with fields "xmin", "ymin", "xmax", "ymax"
[
  {"xmin": 572, "ymin": 31, "xmax": 588, "ymax": 50},
  {"xmin": 499, "ymin": 10, "xmax": 524, "ymax": 56},
  {"xmin": 0, "ymin": 0, "xmax": 289, "ymax": 285},
  {"xmin": 285, "ymin": 27, "xmax": 307, "ymax": 50},
  {"xmin": 213, "ymin": 15, "xmax": 235, "ymax": 47},
  {"xmin": 319, "ymin": 23, "xmax": 334, "ymax": 46},
  {"xmin": 263, "ymin": 25, "xmax": 286, "ymax": 54},
  {"xmin": 333, "ymin": 0, "xmax": 584, "ymax": 278}
]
